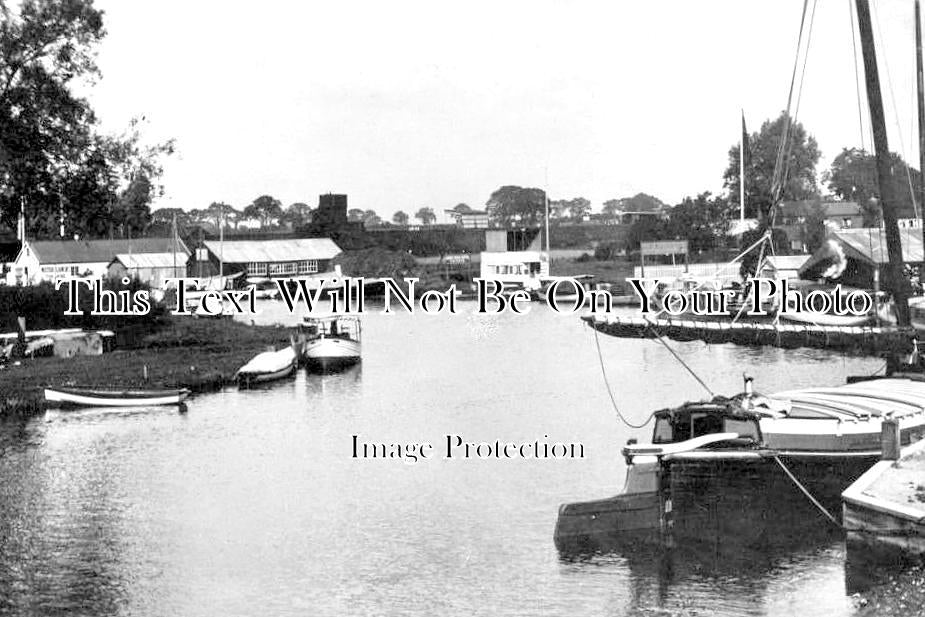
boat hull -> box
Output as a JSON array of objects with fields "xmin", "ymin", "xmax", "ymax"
[
  {"xmin": 237, "ymin": 361, "xmax": 296, "ymax": 386},
  {"xmin": 303, "ymin": 338, "xmax": 361, "ymax": 372},
  {"xmin": 554, "ymin": 492, "xmax": 662, "ymax": 552},
  {"xmin": 44, "ymin": 388, "xmax": 190, "ymax": 407}
]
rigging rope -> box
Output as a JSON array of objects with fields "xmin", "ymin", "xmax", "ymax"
[
  {"xmin": 781, "ymin": 0, "xmax": 818, "ymax": 203},
  {"xmin": 849, "ymin": 0, "xmax": 867, "ymax": 151},
  {"xmin": 643, "ymin": 319, "xmax": 715, "ymax": 397},
  {"xmin": 772, "ymin": 455, "xmax": 842, "ymax": 528},
  {"xmin": 770, "ymin": 0, "xmax": 812, "ymax": 213},
  {"xmin": 870, "ymin": 0, "xmax": 920, "ymax": 219},
  {"xmin": 590, "ymin": 324, "xmax": 656, "ymax": 429}
]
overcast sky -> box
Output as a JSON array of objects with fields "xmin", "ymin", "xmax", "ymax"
[{"xmin": 85, "ymin": 0, "xmax": 921, "ymax": 217}]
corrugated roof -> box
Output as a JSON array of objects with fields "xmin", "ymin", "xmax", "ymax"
[
  {"xmin": 113, "ymin": 252, "xmax": 187, "ymax": 269},
  {"xmin": 833, "ymin": 227, "xmax": 924, "ymax": 263},
  {"xmin": 203, "ymin": 238, "xmax": 342, "ymax": 263},
  {"xmin": 799, "ymin": 227, "xmax": 924, "ymax": 276},
  {"xmin": 29, "ymin": 238, "xmax": 190, "ymax": 264}
]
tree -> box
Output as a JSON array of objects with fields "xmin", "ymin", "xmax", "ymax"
[
  {"xmin": 280, "ymin": 202, "xmax": 313, "ymax": 227},
  {"xmin": 620, "ymin": 193, "xmax": 665, "ymax": 212},
  {"xmin": 362, "ymin": 209, "xmax": 382, "ymax": 227},
  {"xmin": 626, "ymin": 216, "xmax": 669, "ymax": 252},
  {"xmin": 825, "ymin": 147, "xmax": 920, "ymax": 225},
  {"xmin": 205, "ymin": 202, "xmax": 239, "ymax": 231},
  {"xmin": 567, "ymin": 197, "xmax": 591, "ymax": 220},
  {"xmin": 347, "ymin": 208, "xmax": 364, "ymax": 223},
  {"xmin": 452, "ymin": 203, "xmax": 472, "ymax": 213},
  {"xmin": 665, "ymin": 192, "xmax": 733, "ymax": 252},
  {"xmin": 802, "ymin": 201, "xmax": 828, "ymax": 253},
  {"xmin": 548, "ymin": 199, "xmax": 570, "ymax": 219},
  {"xmin": 601, "ymin": 193, "xmax": 666, "ymax": 220},
  {"xmin": 415, "ymin": 207, "xmax": 436, "ymax": 225},
  {"xmin": 392, "ymin": 210, "xmax": 409, "ymax": 225},
  {"xmin": 723, "ymin": 112, "xmax": 821, "ymax": 220},
  {"xmin": 243, "ymin": 195, "xmax": 282, "ymax": 229},
  {"xmin": 485, "ymin": 186, "xmax": 545, "ymax": 226},
  {"xmin": 0, "ymin": 2, "xmax": 173, "ymax": 239},
  {"xmin": 602, "ymin": 199, "xmax": 622, "ymax": 216},
  {"xmin": 151, "ymin": 207, "xmax": 190, "ymax": 229}
]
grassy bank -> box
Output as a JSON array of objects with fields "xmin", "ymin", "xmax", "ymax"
[
  {"xmin": 552, "ymin": 258, "xmax": 636, "ymax": 290},
  {"xmin": 0, "ymin": 317, "xmax": 295, "ymax": 418}
]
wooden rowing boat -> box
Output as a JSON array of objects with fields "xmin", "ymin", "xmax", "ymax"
[{"xmin": 44, "ymin": 386, "xmax": 191, "ymax": 407}]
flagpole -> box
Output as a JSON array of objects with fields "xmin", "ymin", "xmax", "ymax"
[
  {"xmin": 219, "ymin": 207, "xmax": 224, "ymax": 279},
  {"xmin": 544, "ymin": 168, "xmax": 550, "ymax": 258},
  {"xmin": 740, "ymin": 110, "xmax": 746, "ymax": 222}
]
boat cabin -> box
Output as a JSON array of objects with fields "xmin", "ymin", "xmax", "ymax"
[
  {"xmin": 302, "ymin": 316, "xmax": 361, "ymax": 342},
  {"xmin": 651, "ymin": 401, "xmax": 763, "ymax": 448}
]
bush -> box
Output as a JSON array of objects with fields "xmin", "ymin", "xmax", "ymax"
[
  {"xmin": 0, "ymin": 278, "xmax": 162, "ymax": 333},
  {"xmin": 594, "ymin": 242, "xmax": 622, "ymax": 261}
]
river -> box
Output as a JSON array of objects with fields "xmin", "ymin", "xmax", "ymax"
[{"xmin": 0, "ymin": 301, "xmax": 903, "ymax": 616}]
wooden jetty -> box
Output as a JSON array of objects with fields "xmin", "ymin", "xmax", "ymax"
[
  {"xmin": 843, "ymin": 433, "xmax": 925, "ymax": 559},
  {"xmin": 583, "ymin": 315, "xmax": 916, "ymax": 356}
]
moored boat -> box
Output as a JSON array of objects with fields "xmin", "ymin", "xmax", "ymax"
[
  {"xmin": 44, "ymin": 386, "xmax": 191, "ymax": 407},
  {"xmin": 236, "ymin": 346, "xmax": 298, "ymax": 385},
  {"xmin": 302, "ymin": 315, "xmax": 361, "ymax": 372},
  {"xmin": 554, "ymin": 376, "xmax": 925, "ymax": 551}
]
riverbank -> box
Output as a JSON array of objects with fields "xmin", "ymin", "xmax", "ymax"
[{"xmin": 0, "ymin": 317, "xmax": 295, "ymax": 418}]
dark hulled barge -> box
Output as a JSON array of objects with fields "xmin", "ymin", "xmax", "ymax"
[{"xmin": 554, "ymin": 377, "xmax": 925, "ymax": 553}]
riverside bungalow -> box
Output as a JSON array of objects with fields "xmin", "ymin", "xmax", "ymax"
[
  {"xmin": 8, "ymin": 238, "xmax": 188, "ymax": 286},
  {"xmin": 798, "ymin": 227, "xmax": 924, "ymax": 289},
  {"xmin": 193, "ymin": 238, "xmax": 342, "ymax": 280}
]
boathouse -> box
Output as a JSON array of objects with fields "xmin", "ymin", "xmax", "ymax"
[
  {"xmin": 798, "ymin": 228, "xmax": 925, "ymax": 288},
  {"xmin": 759, "ymin": 255, "xmax": 810, "ymax": 281},
  {"xmin": 191, "ymin": 238, "xmax": 343, "ymax": 279},
  {"xmin": 107, "ymin": 249, "xmax": 190, "ymax": 288},
  {"xmin": 8, "ymin": 238, "xmax": 189, "ymax": 286}
]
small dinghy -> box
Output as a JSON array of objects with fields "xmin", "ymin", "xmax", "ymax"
[
  {"xmin": 236, "ymin": 346, "xmax": 297, "ymax": 386},
  {"xmin": 44, "ymin": 387, "xmax": 191, "ymax": 407}
]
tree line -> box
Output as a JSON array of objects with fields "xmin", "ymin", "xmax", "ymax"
[{"xmin": 0, "ymin": 0, "xmax": 174, "ymax": 241}]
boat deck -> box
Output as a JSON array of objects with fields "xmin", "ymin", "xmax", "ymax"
[{"xmin": 842, "ymin": 437, "xmax": 925, "ymax": 559}]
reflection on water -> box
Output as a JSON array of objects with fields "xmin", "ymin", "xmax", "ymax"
[{"xmin": 0, "ymin": 303, "xmax": 913, "ymax": 615}]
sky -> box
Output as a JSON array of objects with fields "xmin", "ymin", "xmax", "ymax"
[{"xmin": 82, "ymin": 0, "xmax": 923, "ymax": 218}]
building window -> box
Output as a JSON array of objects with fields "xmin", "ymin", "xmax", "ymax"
[
  {"xmin": 269, "ymin": 262, "xmax": 298, "ymax": 276},
  {"xmin": 842, "ymin": 218, "xmax": 852, "ymax": 228},
  {"xmin": 247, "ymin": 262, "xmax": 268, "ymax": 276},
  {"xmin": 299, "ymin": 260, "xmax": 319, "ymax": 274}
]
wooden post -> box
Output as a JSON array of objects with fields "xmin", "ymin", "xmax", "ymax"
[{"xmin": 881, "ymin": 416, "xmax": 901, "ymax": 460}]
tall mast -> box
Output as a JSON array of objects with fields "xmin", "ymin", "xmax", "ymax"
[
  {"xmin": 917, "ymin": 0, "xmax": 925, "ymax": 246},
  {"xmin": 855, "ymin": 0, "xmax": 911, "ymax": 327}
]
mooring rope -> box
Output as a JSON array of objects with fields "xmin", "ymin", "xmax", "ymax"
[
  {"xmin": 643, "ymin": 320, "xmax": 715, "ymax": 397},
  {"xmin": 590, "ymin": 323, "xmax": 656, "ymax": 429},
  {"xmin": 772, "ymin": 455, "xmax": 842, "ymax": 527}
]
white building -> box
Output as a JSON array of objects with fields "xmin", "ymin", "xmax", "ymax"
[
  {"xmin": 8, "ymin": 238, "xmax": 187, "ymax": 286},
  {"xmin": 479, "ymin": 229, "xmax": 548, "ymax": 290}
]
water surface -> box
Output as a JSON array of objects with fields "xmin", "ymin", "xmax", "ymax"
[{"xmin": 0, "ymin": 302, "xmax": 903, "ymax": 616}]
